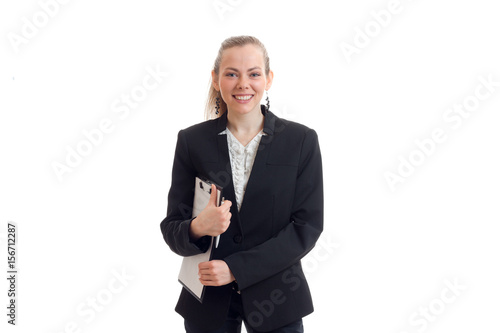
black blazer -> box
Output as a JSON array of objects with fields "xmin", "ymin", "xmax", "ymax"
[{"xmin": 160, "ymin": 106, "xmax": 324, "ymax": 332}]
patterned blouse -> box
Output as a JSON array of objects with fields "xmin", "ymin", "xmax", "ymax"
[{"xmin": 218, "ymin": 128, "xmax": 266, "ymax": 211}]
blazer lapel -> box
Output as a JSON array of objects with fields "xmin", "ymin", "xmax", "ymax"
[
  {"xmin": 214, "ymin": 112, "xmax": 243, "ymax": 234},
  {"xmin": 238, "ymin": 107, "xmax": 277, "ymax": 216},
  {"xmin": 213, "ymin": 107, "xmax": 278, "ymax": 225}
]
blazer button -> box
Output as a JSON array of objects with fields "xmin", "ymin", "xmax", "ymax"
[{"xmin": 233, "ymin": 234, "xmax": 242, "ymax": 244}]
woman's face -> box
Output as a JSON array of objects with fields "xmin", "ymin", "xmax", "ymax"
[{"xmin": 213, "ymin": 44, "xmax": 273, "ymax": 117}]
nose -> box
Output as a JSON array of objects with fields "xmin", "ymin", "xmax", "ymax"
[{"xmin": 236, "ymin": 76, "xmax": 249, "ymax": 90}]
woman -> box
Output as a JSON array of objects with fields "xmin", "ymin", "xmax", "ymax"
[{"xmin": 160, "ymin": 35, "xmax": 323, "ymax": 333}]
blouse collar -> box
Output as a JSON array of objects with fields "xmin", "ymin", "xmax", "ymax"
[{"xmin": 216, "ymin": 105, "xmax": 276, "ymax": 136}]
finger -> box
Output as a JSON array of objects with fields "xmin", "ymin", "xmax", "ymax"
[
  {"xmin": 198, "ymin": 261, "xmax": 212, "ymax": 270},
  {"xmin": 200, "ymin": 279, "xmax": 216, "ymax": 286},
  {"xmin": 222, "ymin": 212, "xmax": 232, "ymax": 226},
  {"xmin": 199, "ymin": 274, "xmax": 221, "ymax": 284},
  {"xmin": 220, "ymin": 203, "xmax": 232, "ymax": 219},
  {"xmin": 200, "ymin": 277, "xmax": 226, "ymax": 287},
  {"xmin": 221, "ymin": 199, "xmax": 232, "ymax": 209},
  {"xmin": 198, "ymin": 270, "xmax": 213, "ymax": 279},
  {"xmin": 199, "ymin": 272, "xmax": 211, "ymax": 279},
  {"xmin": 208, "ymin": 184, "xmax": 218, "ymax": 207},
  {"xmin": 199, "ymin": 273, "xmax": 215, "ymax": 281}
]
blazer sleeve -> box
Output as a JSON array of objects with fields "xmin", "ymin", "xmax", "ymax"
[
  {"xmin": 160, "ymin": 130, "xmax": 212, "ymax": 256},
  {"xmin": 223, "ymin": 128, "xmax": 324, "ymax": 290}
]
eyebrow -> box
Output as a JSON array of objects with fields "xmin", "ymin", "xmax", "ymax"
[{"xmin": 224, "ymin": 66, "xmax": 262, "ymax": 72}]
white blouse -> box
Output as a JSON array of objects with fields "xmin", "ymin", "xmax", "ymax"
[{"xmin": 218, "ymin": 128, "xmax": 266, "ymax": 211}]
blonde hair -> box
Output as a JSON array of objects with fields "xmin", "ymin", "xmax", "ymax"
[{"xmin": 205, "ymin": 35, "xmax": 271, "ymax": 120}]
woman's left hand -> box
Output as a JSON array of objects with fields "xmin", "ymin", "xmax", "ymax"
[{"xmin": 198, "ymin": 260, "xmax": 235, "ymax": 286}]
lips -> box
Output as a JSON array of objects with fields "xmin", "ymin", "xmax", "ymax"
[{"xmin": 233, "ymin": 94, "xmax": 254, "ymax": 101}]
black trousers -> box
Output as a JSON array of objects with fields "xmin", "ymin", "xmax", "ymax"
[{"xmin": 184, "ymin": 287, "xmax": 304, "ymax": 333}]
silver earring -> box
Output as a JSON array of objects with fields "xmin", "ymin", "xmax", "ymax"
[{"xmin": 265, "ymin": 91, "xmax": 270, "ymax": 112}]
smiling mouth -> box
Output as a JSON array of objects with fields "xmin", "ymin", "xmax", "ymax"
[{"xmin": 233, "ymin": 95, "xmax": 254, "ymax": 101}]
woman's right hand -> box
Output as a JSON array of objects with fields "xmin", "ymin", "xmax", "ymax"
[{"xmin": 189, "ymin": 184, "xmax": 232, "ymax": 240}]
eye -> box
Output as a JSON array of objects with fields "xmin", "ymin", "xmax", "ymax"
[
  {"xmin": 225, "ymin": 73, "xmax": 237, "ymax": 77},
  {"xmin": 250, "ymin": 72, "xmax": 261, "ymax": 77}
]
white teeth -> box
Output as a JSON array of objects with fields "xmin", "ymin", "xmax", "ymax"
[{"xmin": 234, "ymin": 95, "xmax": 252, "ymax": 100}]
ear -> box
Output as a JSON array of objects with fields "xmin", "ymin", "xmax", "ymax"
[
  {"xmin": 211, "ymin": 70, "xmax": 220, "ymax": 91},
  {"xmin": 265, "ymin": 70, "xmax": 274, "ymax": 90}
]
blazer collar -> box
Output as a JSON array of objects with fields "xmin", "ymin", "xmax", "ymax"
[
  {"xmin": 213, "ymin": 105, "xmax": 278, "ymax": 220},
  {"xmin": 216, "ymin": 105, "xmax": 277, "ymax": 135}
]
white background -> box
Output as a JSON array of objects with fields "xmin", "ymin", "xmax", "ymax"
[{"xmin": 1, "ymin": 0, "xmax": 499, "ymax": 332}]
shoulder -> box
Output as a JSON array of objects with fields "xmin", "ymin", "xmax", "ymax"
[
  {"xmin": 174, "ymin": 118, "xmax": 221, "ymax": 157},
  {"xmin": 180, "ymin": 118, "xmax": 219, "ymax": 137},
  {"xmin": 175, "ymin": 118, "xmax": 221, "ymax": 147},
  {"xmin": 265, "ymin": 112, "xmax": 321, "ymax": 167},
  {"xmin": 271, "ymin": 112, "xmax": 319, "ymax": 142}
]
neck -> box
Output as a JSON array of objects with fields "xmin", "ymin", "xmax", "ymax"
[{"xmin": 226, "ymin": 106, "xmax": 264, "ymax": 135}]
